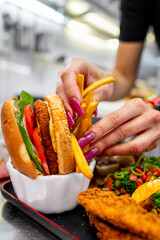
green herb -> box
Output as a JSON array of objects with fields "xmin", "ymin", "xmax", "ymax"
[
  {"xmin": 152, "ymin": 192, "xmax": 160, "ymax": 207},
  {"xmin": 142, "ymin": 161, "xmax": 160, "ymax": 170},
  {"xmin": 120, "ymin": 175, "xmax": 137, "ymax": 194},
  {"xmin": 17, "ymin": 123, "xmax": 44, "ymax": 174},
  {"xmin": 143, "ymin": 156, "xmax": 160, "ymax": 169}
]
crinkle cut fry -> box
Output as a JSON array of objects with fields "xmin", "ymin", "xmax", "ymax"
[
  {"xmin": 88, "ymin": 213, "xmax": 145, "ymax": 240},
  {"xmin": 78, "ymin": 188, "xmax": 160, "ymax": 240}
]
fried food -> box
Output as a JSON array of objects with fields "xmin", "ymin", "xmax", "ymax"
[
  {"xmin": 88, "ymin": 213, "xmax": 145, "ymax": 240},
  {"xmin": 33, "ymin": 100, "xmax": 58, "ymax": 174},
  {"xmin": 78, "ymin": 188, "xmax": 160, "ymax": 240}
]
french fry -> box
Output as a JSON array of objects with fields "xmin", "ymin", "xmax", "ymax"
[
  {"xmin": 81, "ymin": 102, "xmax": 87, "ymax": 111},
  {"xmin": 82, "ymin": 77, "xmax": 116, "ymax": 98},
  {"xmin": 76, "ymin": 163, "xmax": 81, "ymax": 173},
  {"xmin": 71, "ymin": 133, "xmax": 93, "ymax": 179},
  {"xmin": 85, "ymin": 91, "xmax": 94, "ymax": 106},
  {"xmin": 79, "ymin": 117, "xmax": 92, "ymax": 153},
  {"xmin": 72, "ymin": 115, "xmax": 83, "ymax": 131},
  {"xmin": 78, "ymin": 118, "xmax": 90, "ymax": 139},
  {"xmin": 73, "ymin": 123, "xmax": 80, "ymax": 138},
  {"xmin": 84, "ymin": 102, "xmax": 98, "ymax": 118},
  {"xmin": 77, "ymin": 74, "xmax": 84, "ymax": 96}
]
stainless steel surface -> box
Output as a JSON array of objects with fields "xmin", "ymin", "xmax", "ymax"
[{"xmin": 0, "ymin": 180, "xmax": 59, "ymax": 240}]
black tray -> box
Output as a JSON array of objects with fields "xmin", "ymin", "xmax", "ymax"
[{"xmin": 1, "ymin": 181, "xmax": 97, "ymax": 240}]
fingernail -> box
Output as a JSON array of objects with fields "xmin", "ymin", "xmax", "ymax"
[
  {"xmin": 70, "ymin": 97, "xmax": 84, "ymax": 117},
  {"xmin": 78, "ymin": 132, "xmax": 95, "ymax": 148},
  {"xmin": 93, "ymin": 107, "xmax": 98, "ymax": 117},
  {"xmin": 66, "ymin": 111, "xmax": 74, "ymax": 130},
  {"xmin": 84, "ymin": 148, "xmax": 99, "ymax": 162}
]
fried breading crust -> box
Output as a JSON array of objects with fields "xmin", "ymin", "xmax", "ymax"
[
  {"xmin": 33, "ymin": 100, "xmax": 58, "ymax": 174},
  {"xmin": 78, "ymin": 188, "xmax": 160, "ymax": 240},
  {"xmin": 88, "ymin": 213, "xmax": 145, "ymax": 240}
]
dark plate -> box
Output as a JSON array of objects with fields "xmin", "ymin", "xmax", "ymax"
[{"xmin": 1, "ymin": 180, "xmax": 98, "ymax": 240}]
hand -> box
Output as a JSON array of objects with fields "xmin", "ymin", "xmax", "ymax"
[
  {"xmin": 78, "ymin": 98, "xmax": 160, "ymax": 160},
  {"xmin": 56, "ymin": 58, "xmax": 114, "ymax": 116}
]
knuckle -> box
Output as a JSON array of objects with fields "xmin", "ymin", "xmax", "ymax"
[
  {"xmin": 116, "ymin": 126, "xmax": 128, "ymax": 140},
  {"xmin": 58, "ymin": 69, "xmax": 64, "ymax": 77},
  {"xmin": 128, "ymin": 141, "xmax": 143, "ymax": 154},
  {"xmin": 60, "ymin": 70, "xmax": 69, "ymax": 81},
  {"xmin": 150, "ymin": 111, "xmax": 160, "ymax": 124},
  {"xmin": 153, "ymin": 140, "xmax": 159, "ymax": 149},
  {"xmin": 92, "ymin": 124, "xmax": 105, "ymax": 138},
  {"xmin": 108, "ymin": 111, "xmax": 119, "ymax": 126},
  {"xmin": 100, "ymin": 139, "xmax": 108, "ymax": 151},
  {"xmin": 131, "ymin": 98, "xmax": 145, "ymax": 109}
]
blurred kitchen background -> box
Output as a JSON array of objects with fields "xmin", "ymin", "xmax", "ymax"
[{"xmin": 0, "ymin": 0, "xmax": 160, "ymax": 119}]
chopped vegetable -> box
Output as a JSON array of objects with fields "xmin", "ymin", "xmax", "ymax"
[
  {"xmin": 121, "ymin": 175, "xmax": 137, "ymax": 194},
  {"xmin": 152, "ymin": 192, "xmax": 160, "ymax": 207}
]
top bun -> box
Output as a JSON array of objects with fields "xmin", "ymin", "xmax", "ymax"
[{"xmin": 45, "ymin": 94, "xmax": 75, "ymax": 174}]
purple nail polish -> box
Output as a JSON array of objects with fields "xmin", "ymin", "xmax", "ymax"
[
  {"xmin": 66, "ymin": 111, "xmax": 74, "ymax": 130},
  {"xmin": 70, "ymin": 97, "xmax": 84, "ymax": 117},
  {"xmin": 78, "ymin": 132, "xmax": 95, "ymax": 148},
  {"xmin": 84, "ymin": 148, "xmax": 99, "ymax": 162}
]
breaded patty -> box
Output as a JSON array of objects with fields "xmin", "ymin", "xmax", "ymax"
[
  {"xmin": 78, "ymin": 188, "xmax": 160, "ymax": 240},
  {"xmin": 33, "ymin": 99, "xmax": 58, "ymax": 174},
  {"xmin": 88, "ymin": 213, "xmax": 145, "ymax": 240}
]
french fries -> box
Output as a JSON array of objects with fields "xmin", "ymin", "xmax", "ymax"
[
  {"xmin": 70, "ymin": 74, "xmax": 116, "ymax": 178},
  {"xmin": 82, "ymin": 76, "xmax": 116, "ymax": 98},
  {"xmin": 71, "ymin": 133, "xmax": 93, "ymax": 179}
]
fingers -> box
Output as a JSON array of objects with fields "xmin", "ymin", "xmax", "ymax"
[
  {"xmin": 101, "ymin": 128, "xmax": 160, "ymax": 156},
  {"xmin": 91, "ymin": 109, "xmax": 159, "ymax": 152},
  {"xmin": 89, "ymin": 98, "xmax": 148, "ymax": 141},
  {"xmin": 60, "ymin": 71, "xmax": 82, "ymax": 102},
  {"xmin": 56, "ymin": 76, "xmax": 74, "ymax": 115}
]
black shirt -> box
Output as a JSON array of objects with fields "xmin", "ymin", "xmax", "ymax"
[{"xmin": 119, "ymin": 0, "xmax": 160, "ymax": 49}]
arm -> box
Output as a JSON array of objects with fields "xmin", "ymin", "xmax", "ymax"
[{"xmin": 109, "ymin": 41, "xmax": 144, "ymax": 101}]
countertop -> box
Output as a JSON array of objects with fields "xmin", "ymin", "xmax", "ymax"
[{"xmin": 0, "ymin": 179, "xmax": 60, "ymax": 240}]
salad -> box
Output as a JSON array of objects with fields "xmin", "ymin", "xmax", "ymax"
[{"xmin": 95, "ymin": 155, "xmax": 160, "ymax": 196}]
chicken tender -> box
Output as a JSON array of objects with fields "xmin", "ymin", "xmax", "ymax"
[
  {"xmin": 78, "ymin": 188, "xmax": 160, "ymax": 240},
  {"xmin": 88, "ymin": 213, "xmax": 145, "ymax": 240}
]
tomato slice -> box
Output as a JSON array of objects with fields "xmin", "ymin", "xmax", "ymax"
[
  {"xmin": 24, "ymin": 104, "xmax": 35, "ymax": 143},
  {"xmin": 33, "ymin": 127, "xmax": 50, "ymax": 175}
]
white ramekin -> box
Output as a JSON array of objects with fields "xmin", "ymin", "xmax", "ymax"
[{"xmin": 7, "ymin": 158, "xmax": 95, "ymax": 214}]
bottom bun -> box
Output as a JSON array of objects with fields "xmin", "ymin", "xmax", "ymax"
[{"xmin": 7, "ymin": 158, "xmax": 96, "ymax": 214}]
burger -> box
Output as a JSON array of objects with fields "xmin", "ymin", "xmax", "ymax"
[{"xmin": 1, "ymin": 91, "xmax": 75, "ymax": 179}]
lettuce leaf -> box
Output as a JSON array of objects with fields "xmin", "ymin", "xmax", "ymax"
[{"xmin": 19, "ymin": 91, "xmax": 34, "ymax": 122}]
